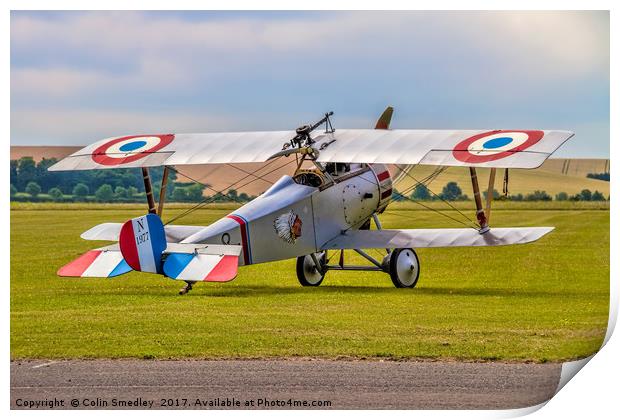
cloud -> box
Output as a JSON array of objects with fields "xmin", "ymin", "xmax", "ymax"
[
  {"xmin": 10, "ymin": 109, "xmax": 240, "ymax": 144},
  {"xmin": 10, "ymin": 11, "xmax": 609, "ymax": 156},
  {"xmin": 11, "ymin": 11, "xmax": 609, "ymax": 95}
]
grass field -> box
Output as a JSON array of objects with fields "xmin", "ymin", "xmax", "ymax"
[{"xmin": 10, "ymin": 203, "xmax": 609, "ymax": 362}]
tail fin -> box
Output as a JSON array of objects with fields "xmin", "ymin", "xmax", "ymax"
[
  {"xmin": 119, "ymin": 214, "xmax": 167, "ymax": 274},
  {"xmin": 58, "ymin": 244, "xmax": 132, "ymax": 278},
  {"xmin": 375, "ymin": 106, "xmax": 394, "ymax": 129}
]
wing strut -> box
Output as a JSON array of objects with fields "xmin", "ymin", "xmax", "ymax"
[
  {"xmin": 157, "ymin": 166, "xmax": 170, "ymax": 217},
  {"xmin": 141, "ymin": 167, "xmax": 157, "ymax": 214},
  {"xmin": 485, "ymin": 168, "xmax": 497, "ymax": 225},
  {"xmin": 469, "ymin": 167, "xmax": 489, "ymax": 233}
]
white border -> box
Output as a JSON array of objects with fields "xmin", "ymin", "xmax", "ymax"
[{"xmin": 5, "ymin": 2, "xmax": 616, "ymax": 419}]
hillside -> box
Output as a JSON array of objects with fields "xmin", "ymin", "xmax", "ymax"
[
  {"xmin": 10, "ymin": 146, "xmax": 610, "ymax": 198},
  {"xmin": 393, "ymin": 164, "xmax": 610, "ymax": 198}
]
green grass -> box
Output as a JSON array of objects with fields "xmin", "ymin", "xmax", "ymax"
[{"xmin": 10, "ymin": 203, "xmax": 609, "ymax": 362}]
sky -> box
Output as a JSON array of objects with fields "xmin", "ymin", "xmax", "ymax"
[{"xmin": 10, "ymin": 10, "xmax": 610, "ymax": 157}]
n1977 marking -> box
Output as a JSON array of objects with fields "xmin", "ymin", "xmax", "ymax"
[
  {"xmin": 135, "ymin": 218, "xmax": 150, "ymax": 245},
  {"xmin": 136, "ymin": 231, "xmax": 150, "ymax": 245}
]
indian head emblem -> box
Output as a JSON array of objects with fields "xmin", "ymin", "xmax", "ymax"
[{"xmin": 273, "ymin": 210, "xmax": 302, "ymax": 244}]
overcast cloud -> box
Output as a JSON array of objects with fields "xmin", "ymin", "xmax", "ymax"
[{"xmin": 10, "ymin": 11, "xmax": 609, "ymax": 157}]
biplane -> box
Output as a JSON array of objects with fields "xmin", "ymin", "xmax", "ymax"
[{"xmin": 50, "ymin": 108, "xmax": 573, "ymax": 294}]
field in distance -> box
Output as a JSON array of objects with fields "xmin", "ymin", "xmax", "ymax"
[
  {"xmin": 392, "ymin": 161, "xmax": 610, "ymax": 198},
  {"xmin": 10, "ymin": 202, "xmax": 609, "ymax": 362},
  {"xmin": 10, "ymin": 146, "xmax": 610, "ymax": 197}
]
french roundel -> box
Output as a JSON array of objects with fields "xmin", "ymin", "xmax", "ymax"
[
  {"xmin": 91, "ymin": 134, "xmax": 174, "ymax": 166},
  {"xmin": 452, "ymin": 130, "xmax": 544, "ymax": 164}
]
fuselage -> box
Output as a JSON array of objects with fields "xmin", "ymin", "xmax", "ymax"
[{"xmin": 181, "ymin": 164, "xmax": 393, "ymax": 265}]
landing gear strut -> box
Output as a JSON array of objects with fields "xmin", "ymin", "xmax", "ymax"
[{"xmin": 179, "ymin": 281, "xmax": 196, "ymax": 295}]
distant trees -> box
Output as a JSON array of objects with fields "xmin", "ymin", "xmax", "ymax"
[
  {"xmin": 227, "ymin": 189, "xmax": 239, "ymax": 202},
  {"xmin": 411, "ymin": 184, "xmax": 431, "ymax": 200},
  {"xmin": 483, "ymin": 189, "xmax": 501, "ymax": 200},
  {"xmin": 187, "ymin": 184, "xmax": 205, "ymax": 202},
  {"xmin": 586, "ymin": 172, "xmax": 610, "ymax": 181},
  {"xmin": 127, "ymin": 186, "xmax": 138, "ymax": 198},
  {"xmin": 9, "ymin": 154, "xmax": 611, "ymax": 204},
  {"xmin": 552, "ymin": 189, "xmax": 608, "ymax": 201},
  {"xmin": 568, "ymin": 189, "xmax": 607, "ymax": 201},
  {"xmin": 16, "ymin": 157, "xmax": 36, "ymax": 190},
  {"xmin": 48, "ymin": 187, "xmax": 64, "ymax": 201},
  {"xmin": 170, "ymin": 184, "xmax": 205, "ymax": 202},
  {"xmin": 95, "ymin": 184, "xmax": 114, "ymax": 202},
  {"xmin": 439, "ymin": 182, "xmax": 468, "ymax": 201},
  {"xmin": 72, "ymin": 183, "xmax": 89, "ymax": 199},
  {"xmin": 525, "ymin": 190, "xmax": 552, "ymax": 201},
  {"xmin": 114, "ymin": 186, "xmax": 127, "ymax": 199},
  {"xmin": 171, "ymin": 187, "xmax": 188, "ymax": 202},
  {"xmin": 391, "ymin": 189, "xmax": 407, "ymax": 202},
  {"xmin": 10, "ymin": 157, "xmax": 179, "ymax": 201},
  {"xmin": 25, "ymin": 181, "xmax": 41, "ymax": 197}
]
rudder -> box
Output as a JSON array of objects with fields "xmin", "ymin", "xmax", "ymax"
[{"xmin": 119, "ymin": 214, "xmax": 167, "ymax": 273}]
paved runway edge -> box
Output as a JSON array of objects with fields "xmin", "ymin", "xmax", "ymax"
[{"xmin": 11, "ymin": 359, "xmax": 562, "ymax": 410}]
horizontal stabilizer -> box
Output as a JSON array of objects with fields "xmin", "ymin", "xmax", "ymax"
[
  {"xmin": 163, "ymin": 245, "xmax": 241, "ymax": 282},
  {"xmin": 322, "ymin": 227, "xmax": 554, "ymax": 250},
  {"xmin": 81, "ymin": 222, "xmax": 204, "ymax": 243},
  {"xmin": 57, "ymin": 244, "xmax": 132, "ymax": 278}
]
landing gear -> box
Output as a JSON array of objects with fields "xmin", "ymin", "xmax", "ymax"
[
  {"xmin": 296, "ymin": 252, "xmax": 327, "ymax": 286},
  {"xmin": 179, "ymin": 281, "xmax": 196, "ymax": 295},
  {"xmin": 388, "ymin": 248, "xmax": 420, "ymax": 288},
  {"xmin": 295, "ymin": 246, "xmax": 420, "ymax": 289}
]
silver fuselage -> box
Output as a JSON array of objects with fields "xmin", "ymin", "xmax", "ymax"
[{"xmin": 181, "ymin": 164, "xmax": 393, "ymax": 265}]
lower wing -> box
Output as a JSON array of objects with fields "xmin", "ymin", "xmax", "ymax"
[{"xmin": 321, "ymin": 227, "xmax": 554, "ymax": 250}]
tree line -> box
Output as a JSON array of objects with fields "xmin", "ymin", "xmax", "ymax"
[
  {"xmin": 10, "ymin": 156, "xmax": 608, "ymax": 203},
  {"xmin": 10, "ymin": 156, "xmax": 255, "ymax": 203},
  {"xmin": 586, "ymin": 172, "xmax": 610, "ymax": 181},
  {"xmin": 392, "ymin": 181, "xmax": 608, "ymax": 202}
]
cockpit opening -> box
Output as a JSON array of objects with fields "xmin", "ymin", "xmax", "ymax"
[{"xmin": 292, "ymin": 170, "xmax": 325, "ymax": 188}]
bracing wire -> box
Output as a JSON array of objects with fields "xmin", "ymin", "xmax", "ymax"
[
  {"xmin": 350, "ymin": 165, "xmax": 479, "ymax": 230},
  {"xmin": 164, "ymin": 157, "xmax": 295, "ymax": 225},
  {"xmin": 391, "ymin": 164, "xmax": 479, "ymax": 229}
]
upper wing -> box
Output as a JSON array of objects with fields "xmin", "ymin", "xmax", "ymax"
[
  {"xmin": 48, "ymin": 132, "xmax": 295, "ymax": 171},
  {"xmin": 313, "ymin": 129, "xmax": 573, "ymax": 169},
  {"xmin": 322, "ymin": 227, "xmax": 554, "ymax": 250},
  {"xmin": 48, "ymin": 129, "xmax": 573, "ymax": 171}
]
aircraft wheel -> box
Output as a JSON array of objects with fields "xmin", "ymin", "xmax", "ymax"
[
  {"xmin": 389, "ymin": 248, "xmax": 420, "ymax": 288},
  {"xmin": 296, "ymin": 252, "xmax": 327, "ymax": 286}
]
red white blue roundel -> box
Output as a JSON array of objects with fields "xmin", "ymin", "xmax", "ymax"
[
  {"xmin": 92, "ymin": 134, "xmax": 174, "ymax": 166},
  {"xmin": 452, "ymin": 130, "xmax": 544, "ymax": 163}
]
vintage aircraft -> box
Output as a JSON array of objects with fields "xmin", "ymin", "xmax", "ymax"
[{"xmin": 50, "ymin": 108, "xmax": 573, "ymax": 294}]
